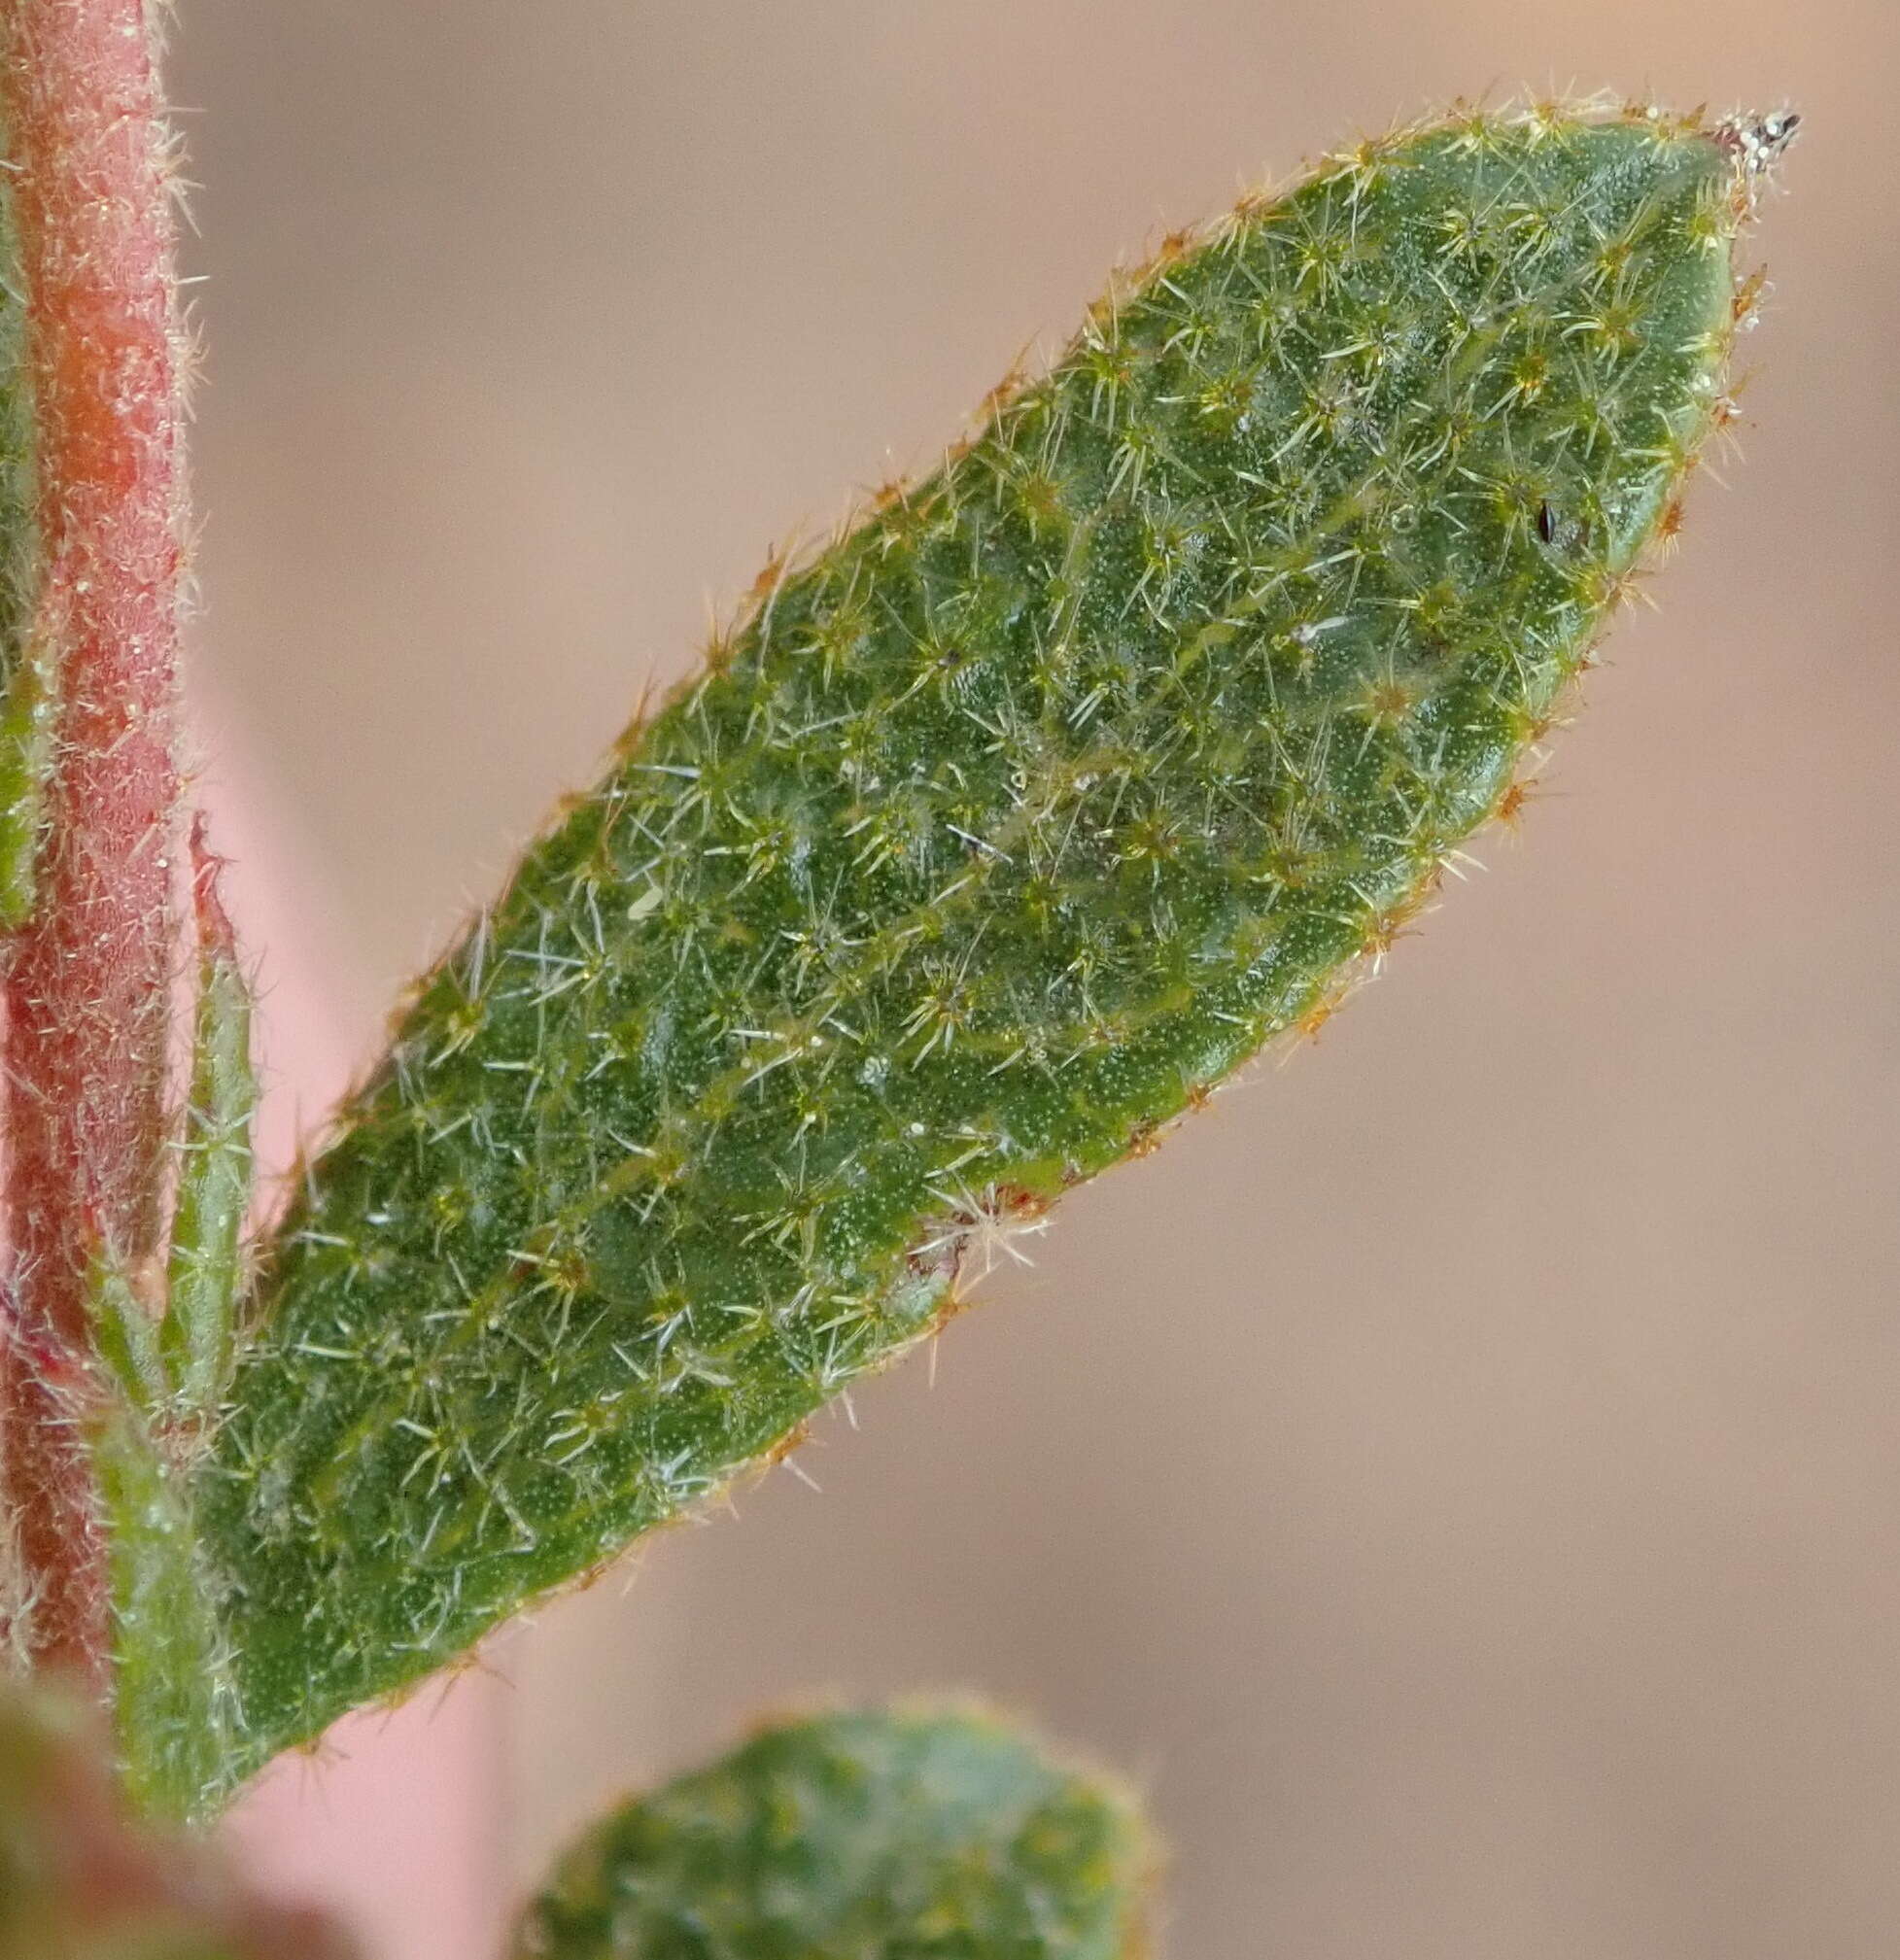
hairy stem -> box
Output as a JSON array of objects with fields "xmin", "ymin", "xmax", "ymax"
[{"xmin": 0, "ymin": 0, "xmax": 185, "ymax": 1684}]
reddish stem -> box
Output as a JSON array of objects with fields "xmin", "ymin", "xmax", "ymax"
[{"xmin": 0, "ymin": 0, "xmax": 185, "ymax": 1682}]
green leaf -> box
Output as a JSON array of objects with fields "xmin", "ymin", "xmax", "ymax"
[
  {"xmin": 510, "ymin": 1707, "xmax": 1150, "ymax": 1960},
  {"xmin": 164, "ymin": 104, "xmax": 1779, "ymax": 1805}
]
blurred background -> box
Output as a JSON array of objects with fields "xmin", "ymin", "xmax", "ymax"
[{"xmin": 169, "ymin": 4, "xmax": 1896, "ymax": 1957}]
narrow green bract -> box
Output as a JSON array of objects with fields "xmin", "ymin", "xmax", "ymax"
[
  {"xmin": 184, "ymin": 108, "xmax": 1758, "ymax": 1799},
  {"xmin": 511, "ymin": 1707, "xmax": 1148, "ymax": 1960},
  {"xmin": 85, "ymin": 839, "xmax": 257, "ymax": 1817},
  {"xmin": 0, "ymin": 107, "xmax": 43, "ymax": 926},
  {"xmin": 162, "ymin": 837, "xmax": 257, "ymax": 1418},
  {"xmin": 96, "ymin": 1399, "xmax": 237, "ymax": 1822},
  {"xmin": 86, "ymin": 1243, "xmax": 168, "ymax": 1410}
]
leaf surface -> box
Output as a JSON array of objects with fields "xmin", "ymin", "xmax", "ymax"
[
  {"xmin": 159, "ymin": 106, "xmax": 1772, "ymax": 1805},
  {"xmin": 511, "ymin": 1707, "xmax": 1149, "ymax": 1960}
]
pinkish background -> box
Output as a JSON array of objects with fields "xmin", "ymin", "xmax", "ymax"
[{"xmin": 173, "ymin": 4, "xmax": 1896, "ymax": 1957}]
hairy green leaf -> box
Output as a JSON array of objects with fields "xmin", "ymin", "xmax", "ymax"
[
  {"xmin": 149, "ymin": 104, "xmax": 1779, "ymax": 1806},
  {"xmin": 511, "ymin": 1707, "xmax": 1149, "ymax": 1960}
]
